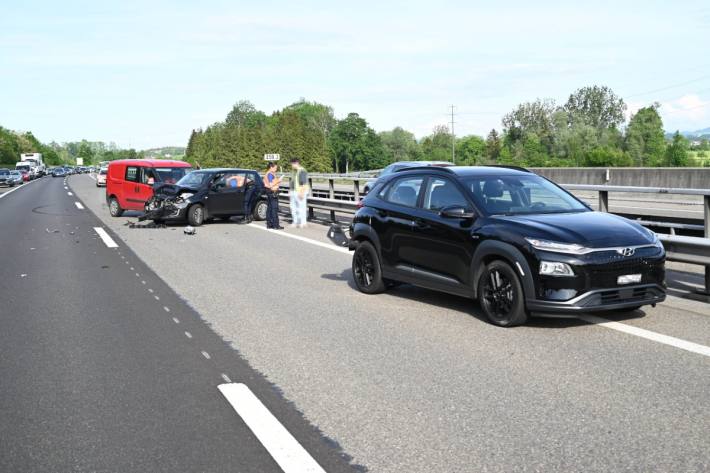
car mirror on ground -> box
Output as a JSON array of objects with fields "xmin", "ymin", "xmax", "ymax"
[{"xmin": 439, "ymin": 206, "xmax": 475, "ymax": 219}]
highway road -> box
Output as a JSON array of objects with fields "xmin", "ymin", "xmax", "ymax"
[
  {"xmin": 0, "ymin": 176, "xmax": 354, "ymax": 472},
  {"xmin": 1, "ymin": 174, "xmax": 709, "ymax": 472}
]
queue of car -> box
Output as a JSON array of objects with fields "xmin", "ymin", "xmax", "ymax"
[{"xmin": 55, "ymin": 158, "xmax": 669, "ymax": 328}]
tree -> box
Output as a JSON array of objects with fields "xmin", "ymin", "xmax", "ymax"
[
  {"xmin": 77, "ymin": 140, "xmax": 95, "ymax": 164},
  {"xmin": 625, "ymin": 104, "xmax": 666, "ymax": 166},
  {"xmin": 563, "ymin": 85, "xmax": 626, "ymax": 129},
  {"xmin": 420, "ymin": 125, "xmax": 453, "ymax": 162},
  {"xmin": 456, "ymin": 135, "xmax": 486, "ymax": 166},
  {"xmin": 502, "ymin": 98, "xmax": 556, "ymax": 155},
  {"xmin": 664, "ymin": 131, "xmax": 689, "ymax": 166},
  {"xmin": 485, "ymin": 129, "xmax": 501, "ymax": 162},
  {"xmin": 329, "ymin": 113, "xmax": 386, "ymax": 172},
  {"xmin": 379, "ymin": 127, "xmax": 419, "ymax": 162}
]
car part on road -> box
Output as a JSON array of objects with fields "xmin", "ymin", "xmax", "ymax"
[{"xmin": 184, "ymin": 225, "xmax": 196, "ymax": 235}]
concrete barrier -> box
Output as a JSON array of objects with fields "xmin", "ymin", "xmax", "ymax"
[{"xmin": 530, "ymin": 167, "xmax": 710, "ymax": 189}]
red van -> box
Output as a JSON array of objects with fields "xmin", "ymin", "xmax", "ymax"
[{"xmin": 106, "ymin": 159, "xmax": 193, "ymax": 217}]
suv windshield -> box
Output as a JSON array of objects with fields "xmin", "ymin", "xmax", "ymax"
[
  {"xmin": 463, "ymin": 174, "xmax": 588, "ymax": 216},
  {"xmin": 176, "ymin": 171, "xmax": 211, "ymax": 188}
]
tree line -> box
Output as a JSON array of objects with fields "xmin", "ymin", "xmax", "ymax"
[{"xmin": 185, "ymin": 87, "xmax": 699, "ymax": 172}]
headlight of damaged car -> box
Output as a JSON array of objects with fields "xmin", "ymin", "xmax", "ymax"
[{"xmin": 524, "ymin": 238, "xmax": 590, "ymax": 255}]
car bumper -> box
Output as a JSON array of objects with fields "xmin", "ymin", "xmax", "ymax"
[{"xmin": 526, "ymin": 283, "xmax": 665, "ymax": 316}]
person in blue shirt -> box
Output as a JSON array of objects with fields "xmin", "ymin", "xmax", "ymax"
[{"xmin": 263, "ymin": 162, "xmax": 283, "ymax": 229}]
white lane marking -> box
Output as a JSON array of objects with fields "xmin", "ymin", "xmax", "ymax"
[
  {"xmin": 67, "ymin": 192, "xmax": 73, "ymax": 196},
  {"xmin": 201, "ymin": 351, "xmax": 211, "ymax": 359},
  {"xmin": 148, "ymin": 288, "xmax": 154, "ymax": 293},
  {"xmin": 163, "ymin": 306, "xmax": 170, "ymax": 313},
  {"xmin": 141, "ymin": 280, "xmax": 146, "ymax": 285},
  {"xmin": 135, "ymin": 272, "xmax": 140, "ymax": 277},
  {"xmin": 579, "ymin": 315, "xmax": 710, "ymax": 357},
  {"xmin": 154, "ymin": 295, "xmax": 160, "ymax": 301},
  {"xmin": 74, "ymin": 202, "xmax": 84, "ymax": 210},
  {"xmin": 185, "ymin": 331, "xmax": 192, "ymax": 339},
  {"xmin": 218, "ymin": 383, "xmax": 326, "ymax": 473},
  {"xmin": 247, "ymin": 223, "xmax": 350, "ymax": 255},
  {"xmin": 130, "ymin": 267, "xmax": 134, "ymax": 271},
  {"xmin": 93, "ymin": 227, "xmax": 118, "ymax": 248},
  {"xmin": 64, "ymin": 186, "xmax": 68, "ymax": 190},
  {"xmin": 0, "ymin": 178, "xmax": 42, "ymax": 200},
  {"xmin": 221, "ymin": 373, "xmax": 232, "ymax": 383},
  {"xmin": 172, "ymin": 317, "xmax": 180, "ymax": 324}
]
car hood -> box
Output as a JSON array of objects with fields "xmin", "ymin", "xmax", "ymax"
[
  {"xmin": 153, "ymin": 183, "xmax": 198, "ymax": 198},
  {"xmin": 494, "ymin": 211, "xmax": 655, "ymax": 248}
]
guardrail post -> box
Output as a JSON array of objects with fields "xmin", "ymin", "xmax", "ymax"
[
  {"xmin": 329, "ymin": 178, "xmax": 336, "ymax": 222},
  {"xmin": 599, "ymin": 190, "xmax": 609, "ymax": 212},
  {"xmin": 704, "ymin": 195, "xmax": 710, "ymax": 294},
  {"xmin": 353, "ymin": 180, "xmax": 360, "ymax": 201},
  {"xmin": 308, "ymin": 177, "xmax": 314, "ymax": 220}
]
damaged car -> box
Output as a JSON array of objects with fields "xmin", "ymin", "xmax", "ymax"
[{"xmin": 140, "ymin": 168, "xmax": 268, "ymax": 226}]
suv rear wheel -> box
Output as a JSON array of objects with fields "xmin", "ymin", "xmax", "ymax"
[
  {"xmin": 352, "ymin": 241, "xmax": 386, "ymax": 294},
  {"xmin": 478, "ymin": 260, "xmax": 528, "ymax": 327},
  {"xmin": 187, "ymin": 204, "xmax": 205, "ymax": 226}
]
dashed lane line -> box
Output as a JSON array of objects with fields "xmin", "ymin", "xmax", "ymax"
[
  {"xmin": 172, "ymin": 317, "xmax": 180, "ymax": 324},
  {"xmin": 67, "ymin": 192, "xmax": 73, "ymax": 196},
  {"xmin": 218, "ymin": 383, "xmax": 326, "ymax": 473},
  {"xmin": 201, "ymin": 351, "xmax": 211, "ymax": 360},
  {"xmin": 74, "ymin": 202, "xmax": 84, "ymax": 210},
  {"xmin": 185, "ymin": 331, "xmax": 192, "ymax": 339},
  {"xmin": 93, "ymin": 227, "xmax": 118, "ymax": 248},
  {"xmin": 164, "ymin": 306, "xmax": 171, "ymax": 313}
]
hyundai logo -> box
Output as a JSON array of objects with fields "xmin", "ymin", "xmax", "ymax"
[{"xmin": 617, "ymin": 247, "xmax": 635, "ymax": 257}]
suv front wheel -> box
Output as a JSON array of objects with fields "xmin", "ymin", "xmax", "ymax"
[
  {"xmin": 478, "ymin": 260, "xmax": 528, "ymax": 327},
  {"xmin": 352, "ymin": 241, "xmax": 386, "ymax": 294}
]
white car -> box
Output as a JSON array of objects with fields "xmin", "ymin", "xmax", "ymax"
[{"xmin": 96, "ymin": 169, "xmax": 107, "ymax": 187}]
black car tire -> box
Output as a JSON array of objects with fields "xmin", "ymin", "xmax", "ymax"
[
  {"xmin": 478, "ymin": 260, "xmax": 528, "ymax": 327},
  {"xmin": 253, "ymin": 200, "xmax": 267, "ymax": 221},
  {"xmin": 108, "ymin": 197, "xmax": 124, "ymax": 217},
  {"xmin": 352, "ymin": 241, "xmax": 386, "ymax": 294},
  {"xmin": 187, "ymin": 204, "xmax": 205, "ymax": 226}
]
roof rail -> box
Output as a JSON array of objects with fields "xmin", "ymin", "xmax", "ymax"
[
  {"xmin": 479, "ymin": 165, "xmax": 532, "ymax": 173},
  {"xmin": 394, "ymin": 165, "xmax": 455, "ymax": 174}
]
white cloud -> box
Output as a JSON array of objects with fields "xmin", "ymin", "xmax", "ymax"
[{"xmin": 660, "ymin": 94, "xmax": 709, "ymax": 122}]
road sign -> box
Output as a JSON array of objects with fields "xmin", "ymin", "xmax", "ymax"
[
  {"xmin": 264, "ymin": 154, "xmax": 280, "ymax": 161},
  {"xmin": 76, "ymin": 158, "xmax": 84, "ymax": 166}
]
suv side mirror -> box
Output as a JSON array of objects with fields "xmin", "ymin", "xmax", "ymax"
[{"xmin": 440, "ymin": 205, "xmax": 475, "ymax": 219}]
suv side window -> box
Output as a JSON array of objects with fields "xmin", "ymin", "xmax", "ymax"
[
  {"xmin": 125, "ymin": 166, "xmax": 138, "ymax": 182},
  {"xmin": 423, "ymin": 178, "xmax": 468, "ymax": 211},
  {"xmin": 384, "ymin": 177, "xmax": 423, "ymax": 207}
]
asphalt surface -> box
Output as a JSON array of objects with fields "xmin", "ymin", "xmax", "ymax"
[
  {"xmin": 0, "ymin": 176, "xmax": 356, "ymax": 472},
  {"xmin": 68, "ymin": 174, "xmax": 710, "ymax": 472}
]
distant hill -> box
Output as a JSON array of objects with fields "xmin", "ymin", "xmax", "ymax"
[
  {"xmin": 142, "ymin": 146, "xmax": 186, "ymax": 159},
  {"xmin": 665, "ymin": 128, "xmax": 710, "ymax": 140}
]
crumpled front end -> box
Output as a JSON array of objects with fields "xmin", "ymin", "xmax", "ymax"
[{"xmin": 139, "ymin": 193, "xmax": 192, "ymax": 221}]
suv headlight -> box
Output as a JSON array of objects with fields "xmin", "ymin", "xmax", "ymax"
[
  {"xmin": 539, "ymin": 261, "xmax": 575, "ymax": 277},
  {"xmin": 525, "ymin": 238, "xmax": 589, "ymax": 255}
]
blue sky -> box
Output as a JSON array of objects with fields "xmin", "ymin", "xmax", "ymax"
[{"xmin": 1, "ymin": 0, "xmax": 709, "ymax": 149}]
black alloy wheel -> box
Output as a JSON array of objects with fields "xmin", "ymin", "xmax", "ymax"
[
  {"xmin": 352, "ymin": 241, "xmax": 386, "ymax": 294},
  {"xmin": 478, "ymin": 260, "xmax": 528, "ymax": 327}
]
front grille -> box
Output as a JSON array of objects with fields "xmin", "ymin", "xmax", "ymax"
[{"xmin": 587, "ymin": 257, "xmax": 664, "ymax": 289}]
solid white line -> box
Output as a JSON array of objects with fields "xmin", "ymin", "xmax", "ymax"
[
  {"xmin": 218, "ymin": 383, "xmax": 326, "ymax": 473},
  {"xmin": 74, "ymin": 202, "xmax": 84, "ymax": 210},
  {"xmin": 0, "ymin": 178, "xmax": 42, "ymax": 200},
  {"xmin": 67, "ymin": 191, "xmax": 73, "ymax": 196},
  {"xmin": 247, "ymin": 223, "xmax": 350, "ymax": 255},
  {"xmin": 93, "ymin": 227, "xmax": 118, "ymax": 248},
  {"xmin": 579, "ymin": 315, "xmax": 710, "ymax": 357}
]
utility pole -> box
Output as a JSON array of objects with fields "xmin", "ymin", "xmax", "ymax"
[{"xmin": 450, "ymin": 105, "xmax": 456, "ymax": 164}]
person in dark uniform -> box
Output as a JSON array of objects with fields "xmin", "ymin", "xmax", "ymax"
[{"xmin": 263, "ymin": 162, "xmax": 283, "ymax": 229}]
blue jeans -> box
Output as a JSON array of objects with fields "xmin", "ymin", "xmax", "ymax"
[{"xmin": 289, "ymin": 191, "xmax": 309, "ymax": 225}]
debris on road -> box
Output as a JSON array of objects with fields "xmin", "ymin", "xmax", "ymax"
[{"xmin": 184, "ymin": 226, "xmax": 196, "ymax": 235}]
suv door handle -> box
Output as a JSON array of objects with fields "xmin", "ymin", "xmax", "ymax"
[{"xmin": 413, "ymin": 218, "xmax": 430, "ymax": 229}]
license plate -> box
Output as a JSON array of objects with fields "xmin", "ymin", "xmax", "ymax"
[{"xmin": 617, "ymin": 274, "xmax": 642, "ymax": 285}]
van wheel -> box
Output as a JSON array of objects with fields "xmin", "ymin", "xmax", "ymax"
[
  {"xmin": 352, "ymin": 241, "xmax": 386, "ymax": 294},
  {"xmin": 109, "ymin": 197, "xmax": 124, "ymax": 217},
  {"xmin": 478, "ymin": 260, "xmax": 528, "ymax": 327},
  {"xmin": 188, "ymin": 204, "xmax": 205, "ymax": 226},
  {"xmin": 253, "ymin": 200, "xmax": 267, "ymax": 221}
]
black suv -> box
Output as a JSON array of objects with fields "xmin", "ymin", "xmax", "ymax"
[
  {"xmin": 349, "ymin": 166, "xmax": 665, "ymax": 327},
  {"xmin": 141, "ymin": 168, "xmax": 267, "ymax": 226}
]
